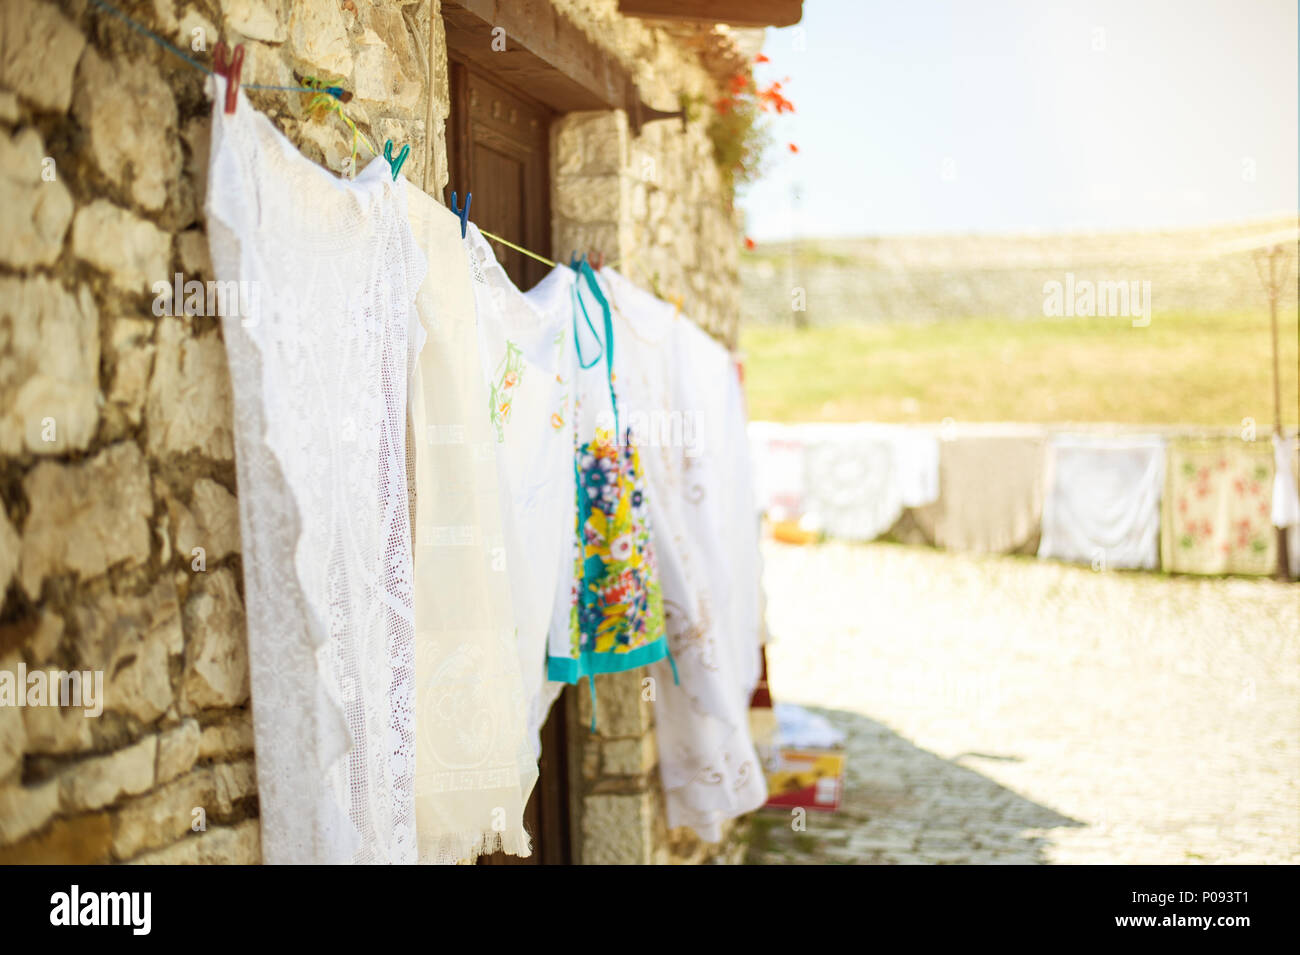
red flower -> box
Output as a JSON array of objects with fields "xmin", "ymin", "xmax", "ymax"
[
  {"xmin": 788, "ymin": 142, "xmax": 799, "ymax": 153},
  {"xmin": 754, "ymin": 53, "xmax": 770, "ymax": 64},
  {"xmin": 744, "ymin": 237, "xmax": 756, "ymax": 250}
]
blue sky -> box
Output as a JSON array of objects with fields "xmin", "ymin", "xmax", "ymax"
[{"xmin": 739, "ymin": 0, "xmax": 1299, "ymax": 240}]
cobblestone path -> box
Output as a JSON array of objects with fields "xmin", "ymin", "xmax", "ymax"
[{"xmin": 747, "ymin": 540, "xmax": 1300, "ymax": 865}]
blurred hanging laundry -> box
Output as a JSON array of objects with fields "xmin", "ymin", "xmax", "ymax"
[
  {"xmin": 1038, "ymin": 434, "xmax": 1166, "ymax": 570},
  {"xmin": 749, "ymin": 422, "xmax": 807, "ymax": 522},
  {"xmin": 911, "ymin": 431, "xmax": 1048, "ymax": 555},
  {"xmin": 798, "ymin": 423, "xmax": 940, "ymax": 542},
  {"xmin": 1162, "ymin": 439, "xmax": 1277, "ymax": 576}
]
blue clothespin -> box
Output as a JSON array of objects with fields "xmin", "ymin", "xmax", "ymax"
[
  {"xmin": 569, "ymin": 251, "xmax": 587, "ymax": 271},
  {"xmin": 383, "ymin": 139, "xmax": 410, "ymax": 181},
  {"xmin": 450, "ymin": 191, "xmax": 471, "ymax": 239}
]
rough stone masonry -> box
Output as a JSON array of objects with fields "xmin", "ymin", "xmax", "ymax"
[{"xmin": 1, "ymin": 0, "xmax": 748, "ymax": 864}]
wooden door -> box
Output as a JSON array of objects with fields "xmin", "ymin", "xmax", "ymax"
[
  {"xmin": 447, "ymin": 56, "xmax": 572, "ymax": 865},
  {"xmin": 448, "ymin": 59, "xmax": 554, "ymax": 290}
]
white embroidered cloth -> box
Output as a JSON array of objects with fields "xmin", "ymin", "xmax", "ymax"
[
  {"xmin": 467, "ymin": 224, "xmax": 576, "ymax": 762},
  {"xmin": 599, "ymin": 270, "xmax": 767, "ymax": 841},
  {"xmin": 800, "ymin": 423, "xmax": 940, "ymax": 541},
  {"xmin": 1037, "ymin": 434, "xmax": 1166, "ymax": 570},
  {"xmin": 406, "ymin": 200, "xmax": 535, "ymax": 862},
  {"xmin": 207, "ymin": 77, "xmax": 421, "ymax": 864}
]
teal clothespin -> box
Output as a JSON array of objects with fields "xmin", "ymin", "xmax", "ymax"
[{"xmin": 383, "ymin": 139, "xmax": 410, "ymax": 181}]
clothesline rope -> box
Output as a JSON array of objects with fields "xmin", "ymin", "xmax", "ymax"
[
  {"xmin": 87, "ymin": 0, "xmax": 677, "ymax": 306},
  {"xmin": 87, "ymin": 1, "xmax": 356, "ymax": 106}
]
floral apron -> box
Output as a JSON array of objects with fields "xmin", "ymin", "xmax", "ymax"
[{"xmin": 547, "ymin": 261, "xmax": 673, "ymax": 723}]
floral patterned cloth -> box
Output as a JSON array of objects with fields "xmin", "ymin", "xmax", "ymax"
[
  {"xmin": 1161, "ymin": 439, "xmax": 1276, "ymax": 576},
  {"xmin": 548, "ymin": 263, "xmax": 669, "ymax": 687},
  {"xmin": 567, "ymin": 430, "xmax": 666, "ymax": 657}
]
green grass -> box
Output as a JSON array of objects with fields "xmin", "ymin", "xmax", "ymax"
[{"xmin": 740, "ymin": 310, "xmax": 1299, "ymax": 428}]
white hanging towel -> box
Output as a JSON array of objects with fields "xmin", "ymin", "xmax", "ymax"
[
  {"xmin": 598, "ymin": 269, "xmax": 768, "ymax": 842},
  {"xmin": 405, "ymin": 198, "xmax": 536, "ymax": 863},
  {"xmin": 207, "ymin": 77, "xmax": 422, "ymax": 864},
  {"xmin": 465, "ymin": 224, "xmax": 577, "ymax": 762},
  {"xmin": 748, "ymin": 421, "xmax": 807, "ymax": 521},
  {"xmin": 800, "ymin": 423, "xmax": 940, "ymax": 540},
  {"xmin": 1271, "ymin": 433, "xmax": 1300, "ymax": 529},
  {"xmin": 1037, "ymin": 434, "xmax": 1166, "ymax": 570}
]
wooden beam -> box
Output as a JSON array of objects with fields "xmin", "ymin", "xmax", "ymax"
[
  {"xmin": 444, "ymin": 0, "xmax": 637, "ymax": 114},
  {"xmin": 617, "ymin": 0, "xmax": 803, "ymax": 28}
]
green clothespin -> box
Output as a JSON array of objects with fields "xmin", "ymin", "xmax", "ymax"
[{"xmin": 383, "ymin": 139, "xmax": 410, "ymax": 181}]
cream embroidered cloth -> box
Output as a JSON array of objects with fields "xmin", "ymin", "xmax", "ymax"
[
  {"xmin": 1038, "ymin": 434, "xmax": 1166, "ymax": 570},
  {"xmin": 208, "ymin": 77, "xmax": 421, "ymax": 864},
  {"xmin": 911, "ymin": 433, "xmax": 1047, "ymax": 554},
  {"xmin": 1161, "ymin": 439, "xmax": 1276, "ymax": 576},
  {"xmin": 406, "ymin": 194, "xmax": 534, "ymax": 862},
  {"xmin": 600, "ymin": 269, "xmax": 767, "ymax": 841},
  {"xmin": 467, "ymin": 224, "xmax": 576, "ymax": 762}
]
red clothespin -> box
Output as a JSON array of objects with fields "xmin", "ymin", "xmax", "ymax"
[
  {"xmin": 590, "ymin": 250, "xmax": 605, "ymax": 270},
  {"xmin": 213, "ymin": 42, "xmax": 245, "ymax": 115}
]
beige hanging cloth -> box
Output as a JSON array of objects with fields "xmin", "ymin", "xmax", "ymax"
[
  {"xmin": 406, "ymin": 187, "xmax": 536, "ymax": 863},
  {"xmin": 911, "ymin": 432, "xmax": 1048, "ymax": 555}
]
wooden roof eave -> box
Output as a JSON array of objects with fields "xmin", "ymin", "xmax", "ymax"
[{"xmin": 442, "ymin": 0, "xmax": 684, "ymax": 134}]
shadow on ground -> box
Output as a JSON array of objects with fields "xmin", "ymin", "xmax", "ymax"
[{"xmin": 745, "ymin": 706, "xmax": 1083, "ymax": 865}]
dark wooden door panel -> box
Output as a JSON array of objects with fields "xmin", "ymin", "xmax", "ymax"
[{"xmin": 449, "ymin": 58, "xmax": 554, "ymax": 290}]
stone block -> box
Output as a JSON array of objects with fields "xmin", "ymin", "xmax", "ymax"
[
  {"xmin": 58, "ymin": 734, "xmax": 158, "ymax": 812},
  {"xmin": 146, "ymin": 318, "xmax": 235, "ymax": 459},
  {"xmin": 221, "ymin": 0, "xmax": 289, "ymax": 43},
  {"xmin": 0, "ymin": 779, "xmax": 59, "ymax": 845},
  {"xmin": 289, "ymin": 0, "xmax": 354, "ymax": 77},
  {"xmin": 581, "ymin": 791, "xmax": 654, "ymax": 864},
  {"xmin": 0, "ymin": 276, "xmax": 99, "ymax": 455},
  {"xmin": 181, "ymin": 568, "xmax": 250, "ymax": 709},
  {"xmin": 156, "ymin": 718, "xmax": 202, "ymax": 784},
  {"xmin": 198, "ymin": 714, "xmax": 254, "ymax": 760},
  {"xmin": 0, "ymin": 127, "xmax": 74, "ymax": 268},
  {"xmin": 574, "ymin": 670, "xmax": 653, "ymax": 737},
  {"xmin": 111, "ymin": 767, "xmax": 213, "ymax": 860},
  {"xmin": 107, "ymin": 318, "xmax": 156, "ymax": 428},
  {"xmin": 74, "ymin": 49, "xmax": 181, "ymax": 212},
  {"xmin": 19, "ymin": 442, "xmax": 152, "ymax": 598},
  {"xmin": 602, "ymin": 732, "xmax": 656, "ymax": 776},
  {"xmin": 173, "ymin": 478, "xmax": 241, "ymax": 565},
  {"xmin": 0, "ymin": 0, "xmax": 86, "ymax": 114},
  {"xmin": 71, "ymin": 200, "xmax": 172, "ymax": 295},
  {"xmin": 70, "ymin": 578, "xmax": 184, "ymax": 723}
]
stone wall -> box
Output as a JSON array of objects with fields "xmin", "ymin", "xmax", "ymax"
[
  {"xmin": 1, "ymin": 0, "xmax": 747, "ymax": 865},
  {"xmin": 0, "ymin": 0, "xmax": 443, "ymax": 864}
]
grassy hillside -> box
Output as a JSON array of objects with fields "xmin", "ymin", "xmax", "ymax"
[{"xmin": 740, "ymin": 309, "xmax": 1299, "ymax": 428}]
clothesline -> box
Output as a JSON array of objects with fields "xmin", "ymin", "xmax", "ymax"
[
  {"xmin": 88, "ymin": 0, "xmax": 352, "ymax": 101},
  {"xmin": 88, "ymin": 0, "xmax": 668, "ymax": 297}
]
